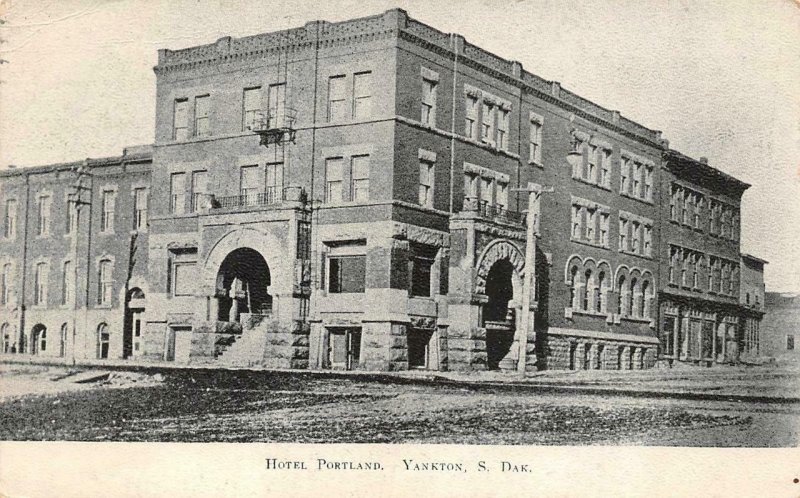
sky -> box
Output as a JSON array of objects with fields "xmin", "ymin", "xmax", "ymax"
[{"xmin": 0, "ymin": 0, "xmax": 798, "ymax": 292}]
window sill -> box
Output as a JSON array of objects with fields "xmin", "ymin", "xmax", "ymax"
[
  {"xmin": 621, "ymin": 315, "xmax": 652, "ymax": 324},
  {"xmin": 95, "ymin": 304, "xmax": 113, "ymax": 309},
  {"xmin": 620, "ymin": 191, "xmax": 654, "ymax": 205},
  {"xmin": 99, "ymin": 230, "xmax": 116, "ymax": 236},
  {"xmin": 528, "ymin": 160, "xmax": 544, "ymax": 169},
  {"xmin": 572, "ymin": 175, "xmax": 611, "ymax": 192},
  {"xmin": 572, "ymin": 309, "xmax": 608, "ymax": 319},
  {"xmin": 618, "ymin": 249, "xmax": 652, "ymax": 260},
  {"xmin": 570, "ymin": 237, "xmax": 610, "ymax": 251}
]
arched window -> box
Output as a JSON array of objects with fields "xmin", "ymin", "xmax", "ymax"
[
  {"xmin": 640, "ymin": 281, "xmax": 650, "ymax": 318},
  {"xmin": 617, "ymin": 275, "xmax": 626, "ymax": 315},
  {"xmin": 569, "ymin": 266, "xmax": 579, "ymax": 309},
  {"xmin": 0, "ymin": 263, "xmax": 11, "ymax": 305},
  {"xmin": 629, "ymin": 278, "xmax": 638, "ymax": 317},
  {"xmin": 60, "ymin": 323, "xmax": 68, "ymax": 357},
  {"xmin": 583, "ymin": 270, "xmax": 593, "ymax": 311},
  {"xmin": 1, "ymin": 323, "xmax": 10, "ymax": 353},
  {"xmin": 97, "ymin": 323, "xmax": 110, "ymax": 359},
  {"xmin": 31, "ymin": 324, "xmax": 46, "ymax": 355},
  {"xmin": 596, "ymin": 271, "xmax": 606, "ymax": 313}
]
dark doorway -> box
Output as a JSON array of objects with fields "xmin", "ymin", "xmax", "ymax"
[
  {"xmin": 408, "ymin": 328, "xmax": 433, "ymax": 369},
  {"xmin": 216, "ymin": 248, "xmax": 272, "ymax": 322},
  {"xmin": 97, "ymin": 323, "xmax": 110, "ymax": 359},
  {"xmin": 31, "ymin": 324, "xmax": 46, "ymax": 355},
  {"xmin": 484, "ymin": 260, "xmax": 515, "ymax": 370},
  {"xmin": 123, "ymin": 288, "xmax": 145, "ymax": 359}
]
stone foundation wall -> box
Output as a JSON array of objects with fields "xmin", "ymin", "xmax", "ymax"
[
  {"xmin": 262, "ymin": 320, "xmax": 309, "ymax": 370},
  {"xmin": 543, "ymin": 334, "xmax": 657, "ymax": 371},
  {"xmin": 361, "ymin": 322, "xmax": 408, "ymax": 371}
]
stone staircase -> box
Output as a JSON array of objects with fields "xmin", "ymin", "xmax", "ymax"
[{"xmin": 215, "ymin": 316, "xmax": 269, "ymax": 367}]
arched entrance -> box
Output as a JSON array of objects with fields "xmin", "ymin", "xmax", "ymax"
[
  {"xmin": 483, "ymin": 260, "xmax": 517, "ymax": 370},
  {"xmin": 216, "ymin": 248, "xmax": 272, "ymax": 322},
  {"xmin": 97, "ymin": 323, "xmax": 110, "ymax": 359},
  {"xmin": 31, "ymin": 324, "xmax": 46, "ymax": 355},
  {"xmin": 123, "ymin": 287, "xmax": 145, "ymax": 359}
]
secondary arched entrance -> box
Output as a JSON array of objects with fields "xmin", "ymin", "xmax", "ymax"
[
  {"xmin": 483, "ymin": 260, "xmax": 518, "ymax": 370},
  {"xmin": 216, "ymin": 247, "xmax": 272, "ymax": 322}
]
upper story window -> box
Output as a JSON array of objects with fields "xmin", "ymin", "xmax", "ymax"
[
  {"xmin": 98, "ymin": 259, "xmax": 113, "ymax": 305},
  {"xmin": 173, "ymin": 99, "xmax": 189, "ymax": 140},
  {"xmin": 464, "ymin": 94, "xmax": 479, "ymax": 139},
  {"xmin": 242, "ymin": 87, "xmax": 262, "ymax": 131},
  {"xmin": 619, "ymin": 211, "xmax": 653, "ymax": 257},
  {"xmin": 621, "ymin": 152, "xmax": 654, "ymax": 202},
  {"xmin": 37, "ymin": 195, "xmax": 51, "ymax": 237},
  {"xmin": 65, "ymin": 198, "xmax": 77, "ymax": 235},
  {"xmin": 352, "ymin": 71, "xmax": 372, "ymax": 120},
  {"xmin": 61, "ymin": 260, "xmax": 73, "ymax": 306},
  {"xmin": 268, "ymin": 83, "xmax": 286, "ymax": 128},
  {"xmin": 101, "ymin": 190, "xmax": 116, "ymax": 233},
  {"xmin": 328, "ymin": 75, "xmax": 347, "ymax": 122},
  {"xmin": 34, "ymin": 261, "xmax": 48, "ymax": 306},
  {"xmin": 529, "ymin": 114, "xmax": 543, "ymax": 165},
  {"xmin": 170, "ymin": 172, "xmax": 185, "ymax": 215},
  {"xmin": 325, "ymin": 158, "xmax": 344, "ymax": 203},
  {"xmin": 194, "ymin": 95, "xmax": 210, "ymax": 137},
  {"xmin": 496, "ymin": 182, "xmax": 509, "ymax": 210},
  {"xmin": 4, "ymin": 199, "xmax": 17, "ymax": 239},
  {"xmin": 240, "ymin": 165, "xmax": 261, "ymax": 205},
  {"xmin": 191, "ymin": 171, "xmax": 207, "ymax": 213},
  {"xmin": 133, "ymin": 188, "xmax": 148, "ymax": 231},
  {"xmin": 497, "ymin": 109, "xmax": 510, "ymax": 151},
  {"xmin": 573, "ymin": 134, "xmax": 611, "ymax": 190},
  {"xmin": 265, "ymin": 162, "xmax": 283, "ymax": 203},
  {"xmin": 481, "ymin": 102, "xmax": 495, "ymax": 145},
  {"xmin": 570, "ymin": 197, "xmax": 611, "ymax": 249},
  {"xmin": 418, "ymin": 158, "xmax": 435, "ymax": 208},
  {"xmin": 169, "ymin": 248, "xmax": 197, "ymax": 298},
  {"xmin": 409, "ymin": 243, "xmax": 437, "ymax": 298},
  {"xmin": 0, "ymin": 263, "xmax": 11, "ymax": 305},
  {"xmin": 351, "ymin": 155, "xmax": 370, "ymax": 202},
  {"xmin": 421, "ymin": 75, "xmax": 437, "ymax": 127}
]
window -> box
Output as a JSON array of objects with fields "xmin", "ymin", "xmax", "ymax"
[
  {"xmin": 585, "ymin": 208, "xmax": 596, "ymax": 242},
  {"xmin": 787, "ymin": 335, "xmax": 795, "ymax": 351},
  {"xmin": 194, "ymin": 95, "xmax": 210, "ymax": 137},
  {"xmin": 682, "ymin": 191, "xmax": 691, "ymax": 225},
  {"xmin": 421, "ymin": 77, "xmax": 437, "ymax": 126},
  {"xmin": 240, "ymin": 166, "xmax": 261, "ymax": 206},
  {"xmin": 481, "ymin": 102, "xmax": 495, "ymax": 144},
  {"xmin": 329, "ymin": 255, "xmax": 366, "ymax": 293},
  {"xmin": 101, "ymin": 190, "xmax": 115, "ymax": 232},
  {"xmin": 583, "ymin": 270, "xmax": 593, "ymax": 311},
  {"xmin": 172, "ymin": 262, "xmax": 196, "ymax": 297},
  {"xmin": 529, "ymin": 116, "xmax": 543, "ymax": 164},
  {"xmin": 419, "ymin": 160, "xmax": 434, "ymax": 208},
  {"xmin": 597, "ymin": 272, "xmax": 606, "ymax": 312},
  {"xmin": 643, "ymin": 166, "xmax": 653, "ymax": 201},
  {"xmin": 480, "ymin": 177, "xmax": 493, "ymax": 205},
  {"xmin": 325, "ymin": 158, "xmax": 343, "ymax": 203},
  {"xmin": 599, "ymin": 148, "xmax": 611, "ymax": 188},
  {"xmin": 599, "ymin": 213, "xmax": 610, "ymax": 247},
  {"xmin": 587, "ymin": 145, "xmax": 598, "ymax": 183},
  {"xmin": 191, "ymin": 171, "xmax": 207, "ymax": 212},
  {"xmin": 97, "ymin": 323, "xmax": 110, "ymax": 359},
  {"xmin": 133, "ymin": 188, "xmax": 148, "ymax": 230},
  {"xmin": 619, "ymin": 219, "xmax": 628, "ymax": 251},
  {"xmin": 353, "ymin": 72, "xmax": 372, "ymax": 120},
  {"xmin": 169, "ymin": 173, "xmax": 185, "ymax": 215},
  {"xmin": 572, "ymin": 205, "xmax": 582, "ymax": 239},
  {"xmin": 351, "ymin": 155, "xmax": 370, "ymax": 202},
  {"xmin": 631, "ymin": 222, "xmax": 641, "ymax": 253},
  {"xmin": 37, "ymin": 195, "xmax": 50, "ymax": 236},
  {"xmin": 265, "ymin": 162, "xmax": 283, "ymax": 203},
  {"xmin": 268, "ymin": 83, "xmax": 286, "ymax": 128},
  {"xmin": 497, "ymin": 109, "xmax": 509, "ymax": 150},
  {"xmin": 3, "ymin": 199, "xmax": 16, "ymax": 239},
  {"xmin": 617, "ymin": 275, "xmax": 626, "ymax": 315},
  {"xmin": 173, "ymin": 99, "xmax": 189, "ymax": 140},
  {"xmin": 465, "ymin": 95, "xmax": 479, "ymax": 139},
  {"xmin": 690, "ymin": 254, "xmax": 698, "ymax": 288},
  {"xmin": 243, "ymin": 87, "xmax": 262, "ymax": 131},
  {"xmin": 410, "ymin": 243, "xmax": 436, "ymax": 297},
  {"xmin": 34, "ymin": 262, "xmax": 47, "ymax": 306},
  {"xmin": 61, "ymin": 261, "xmax": 73, "ymax": 306},
  {"xmin": 65, "ymin": 198, "xmax": 77, "ymax": 235},
  {"xmin": 496, "ymin": 182, "xmax": 508, "ymax": 210},
  {"xmin": 569, "ymin": 266, "xmax": 579, "ymax": 309},
  {"xmin": 694, "ymin": 194, "xmax": 703, "ymax": 229},
  {"xmin": 632, "ymin": 162, "xmax": 642, "ymax": 198},
  {"xmin": 620, "ymin": 158, "xmax": 630, "ymax": 195},
  {"xmin": 98, "ymin": 259, "xmax": 113, "ymax": 305},
  {"xmin": 0, "ymin": 264, "xmax": 11, "ymax": 305},
  {"xmin": 464, "ymin": 173, "xmax": 478, "ymax": 199},
  {"xmin": 643, "ymin": 225, "xmax": 652, "ymax": 256},
  {"xmin": 328, "ymin": 75, "xmax": 347, "ymax": 122},
  {"xmin": 670, "ymin": 185, "xmax": 680, "ymax": 221}
]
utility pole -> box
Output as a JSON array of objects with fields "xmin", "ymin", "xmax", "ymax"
[
  {"xmin": 511, "ymin": 182, "xmax": 553, "ymax": 375},
  {"xmin": 68, "ymin": 161, "xmax": 91, "ymax": 365}
]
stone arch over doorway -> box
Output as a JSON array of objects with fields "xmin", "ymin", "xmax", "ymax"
[
  {"xmin": 215, "ymin": 247, "xmax": 273, "ymax": 321},
  {"xmin": 474, "ymin": 239, "xmax": 525, "ymax": 296}
]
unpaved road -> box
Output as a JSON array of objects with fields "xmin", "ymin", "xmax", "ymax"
[{"xmin": 1, "ymin": 365, "xmax": 797, "ymax": 446}]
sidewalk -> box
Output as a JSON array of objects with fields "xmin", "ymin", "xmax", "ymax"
[{"xmin": 2, "ymin": 353, "xmax": 798, "ymax": 404}]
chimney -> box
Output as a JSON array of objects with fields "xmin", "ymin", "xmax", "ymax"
[{"xmin": 699, "ymin": 157, "xmax": 708, "ymax": 164}]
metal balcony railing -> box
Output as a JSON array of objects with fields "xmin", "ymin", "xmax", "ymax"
[
  {"xmin": 463, "ymin": 197, "xmax": 526, "ymax": 225},
  {"xmin": 209, "ymin": 186, "xmax": 306, "ymax": 210}
]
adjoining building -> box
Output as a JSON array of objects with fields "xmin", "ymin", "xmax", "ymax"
[
  {"xmin": 739, "ymin": 253, "xmax": 767, "ymax": 358},
  {"xmin": 761, "ymin": 293, "xmax": 800, "ymax": 360},
  {"xmin": 0, "ymin": 9, "xmax": 763, "ymax": 372}
]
